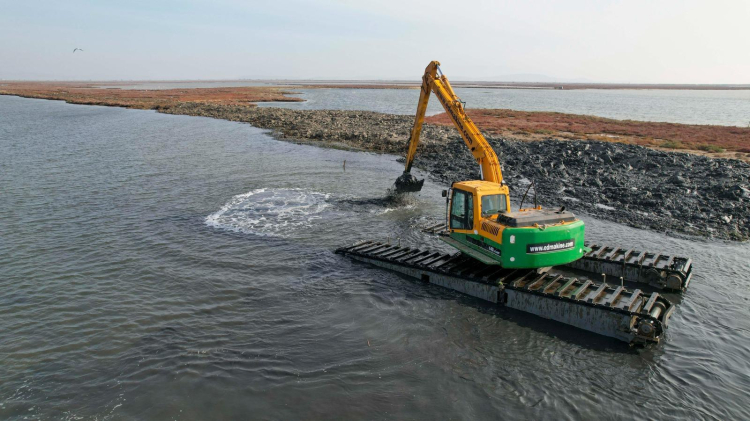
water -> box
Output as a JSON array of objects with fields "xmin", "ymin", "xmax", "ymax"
[
  {"xmin": 258, "ymin": 87, "xmax": 750, "ymax": 127},
  {"xmin": 1, "ymin": 95, "xmax": 749, "ymax": 420}
]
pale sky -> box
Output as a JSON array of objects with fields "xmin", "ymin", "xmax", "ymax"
[{"xmin": 1, "ymin": 0, "xmax": 748, "ymax": 83}]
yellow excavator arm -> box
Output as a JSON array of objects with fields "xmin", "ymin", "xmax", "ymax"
[
  {"xmin": 392, "ymin": 60, "xmax": 588, "ymax": 270},
  {"xmin": 397, "ymin": 61, "xmax": 503, "ymax": 191}
]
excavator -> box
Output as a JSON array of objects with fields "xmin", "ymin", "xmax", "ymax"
[
  {"xmin": 394, "ymin": 61, "xmax": 587, "ymax": 269},
  {"xmin": 336, "ymin": 61, "xmax": 692, "ymax": 344}
]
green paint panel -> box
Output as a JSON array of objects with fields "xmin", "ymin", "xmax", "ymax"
[
  {"xmin": 501, "ymin": 221, "xmax": 586, "ymax": 268},
  {"xmin": 440, "ymin": 235, "xmax": 500, "ymax": 265},
  {"xmin": 444, "ymin": 221, "xmax": 586, "ymax": 269}
]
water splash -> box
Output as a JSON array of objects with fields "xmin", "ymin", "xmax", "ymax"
[{"xmin": 206, "ymin": 188, "xmax": 331, "ymax": 237}]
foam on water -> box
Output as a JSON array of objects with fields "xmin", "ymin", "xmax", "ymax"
[
  {"xmin": 205, "ymin": 188, "xmax": 331, "ymax": 237},
  {"xmin": 206, "ymin": 188, "xmax": 421, "ymax": 236}
]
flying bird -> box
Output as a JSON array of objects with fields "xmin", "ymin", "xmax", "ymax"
[{"xmin": 73, "ymin": 48, "xmax": 83, "ymax": 53}]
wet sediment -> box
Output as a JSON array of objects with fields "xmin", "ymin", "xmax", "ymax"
[{"xmin": 162, "ymin": 103, "xmax": 749, "ymax": 241}]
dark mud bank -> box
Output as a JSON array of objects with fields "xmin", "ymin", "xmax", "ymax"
[{"xmin": 162, "ymin": 103, "xmax": 749, "ymax": 241}]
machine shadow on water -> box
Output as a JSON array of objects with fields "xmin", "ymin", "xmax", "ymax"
[{"xmin": 332, "ymin": 191, "xmax": 421, "ymax": 212}]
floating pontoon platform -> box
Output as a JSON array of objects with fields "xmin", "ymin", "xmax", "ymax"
[
  {"xmin": 565, "ymin": 243, "xmax": 692, "ymax": 291},
  {"xmin": 420, "ymin": 223, "xmax": 693, "ymax": 292},
  {"xmin": 336, "ymin": 240, "xmax": 677, "ymax": 345}
]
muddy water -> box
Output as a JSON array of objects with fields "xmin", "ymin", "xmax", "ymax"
[
  {"xmin": 258, "ymin": 87, "xmax": 750, "ymax": 127},
  {"xmin": 1, "ymin": 95, "xmax": 749, "ymax": 420}
]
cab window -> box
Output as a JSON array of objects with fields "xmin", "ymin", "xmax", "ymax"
[
  {"xmin": 481, "ymin": 194, "xmax": 507, "ymax": 217},
  {"xmin": 450, "ymin": 189, "xmax": 473, "ymax": 230}
]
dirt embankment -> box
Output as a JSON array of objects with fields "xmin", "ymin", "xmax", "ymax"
[
  {"xmin": 161, "ymin": 103, "xmax": 749, "ymax": 241},
  {"xmin": 0, "ymin": 82, "xmax": 301, "ymax": 109},
  {"xmin": 426, "ymin": 109, "xmax": 750, "ymax": 161}
]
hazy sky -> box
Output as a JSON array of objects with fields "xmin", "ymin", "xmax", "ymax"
[{"xmin": 1, "ymin": 0, "xmax": 748, "ymax": 83}]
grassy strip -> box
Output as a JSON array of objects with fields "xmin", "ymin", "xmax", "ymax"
[
  {"xmin": 0, "ymin": 81, "xmax": 301, "ymax": 110},
  {"xmin": 425, "ymin": 109, "xmax": 750, "ymax": 155}
]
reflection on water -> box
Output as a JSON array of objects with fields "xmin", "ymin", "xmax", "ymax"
[{"xmin": 1, "ymin": 95, "xmax": 749, "ymax": 420}]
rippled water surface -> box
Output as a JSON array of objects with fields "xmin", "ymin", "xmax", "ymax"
[
  {"xmin": 1, "ymin": 95, "xmax": 749, "ymax": 420},
  {"xmin": 259, "ymin": 87, "xmax": 750, "ymax": 127}
]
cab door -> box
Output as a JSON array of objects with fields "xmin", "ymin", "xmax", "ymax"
[{"xmin": 449, "ymin": 189, "xmax": 474, "ymax": 231}]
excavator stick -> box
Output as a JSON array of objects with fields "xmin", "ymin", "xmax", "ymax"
[
  {"xmin": 393, "ymin": 171, "xmax": 424, "ymax": 193},
  {"xmin": 394, "ymin": 60, "xmax": 501, "ymax": 194}
]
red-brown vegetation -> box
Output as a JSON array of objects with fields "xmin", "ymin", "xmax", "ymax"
[
  {"xmin": 295, "ymin": 84, "xmax": 417, "ymax": 90},
  {"xmin": 0, "ymin": 82, "xmax": 302, "ymax": 110},
  {"xmin": 425, "ymin": 108, "xmax": 750, "ymax": 160}
]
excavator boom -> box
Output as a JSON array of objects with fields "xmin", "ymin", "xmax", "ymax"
[{"xmin": 395, "ymin": 61, "xmax": 502, "ymax": 193}]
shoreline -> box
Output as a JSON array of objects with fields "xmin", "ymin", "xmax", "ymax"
[
  {"xmin": 0, "ymin": 82, "xmax": 303, "ymax": 109},
  {"xmin": 158, "ymin": 103, "xmax": 749, "ymax": 242},
  {"xmin": 2, "ymin": 81, "xmax": 748, "ymax": 162},
  {"xmin": 5, "ymin": 79, "xmax": 750, "ymax": 90},
  {"xmin": 2, "ymin": 89, "xmax": 748, "ymax": 241}
]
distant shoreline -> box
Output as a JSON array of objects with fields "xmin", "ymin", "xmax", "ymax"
[
  {"xmin": 2, "ymin": 81, "xmax": 748, "ymax": 162},
  {"xmin": 2, "ymin": 80, "xmax": 750, "ymax": 90}
]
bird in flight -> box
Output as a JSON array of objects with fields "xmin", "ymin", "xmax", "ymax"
[{"xmin": 73, "ymin": 48, "xmax": 83, "ymax": 53}]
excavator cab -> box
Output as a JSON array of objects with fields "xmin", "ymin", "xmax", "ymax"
[{"xmin": 442, "ymin": 181, "xmax": 586, "ymax": 268}]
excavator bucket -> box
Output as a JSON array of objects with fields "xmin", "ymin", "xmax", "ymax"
[{"xmin": 394, "ymin": 172, "xmax": 424, "ymax": 193}]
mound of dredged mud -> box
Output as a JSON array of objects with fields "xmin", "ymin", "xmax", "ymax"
[
  {"xmin": 420, "ymin": 138, "xmax": 749, "ymax": 240},
  {"xmin": 162, "ymin": 103, "xmax": 750, "ymax": 241}
]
